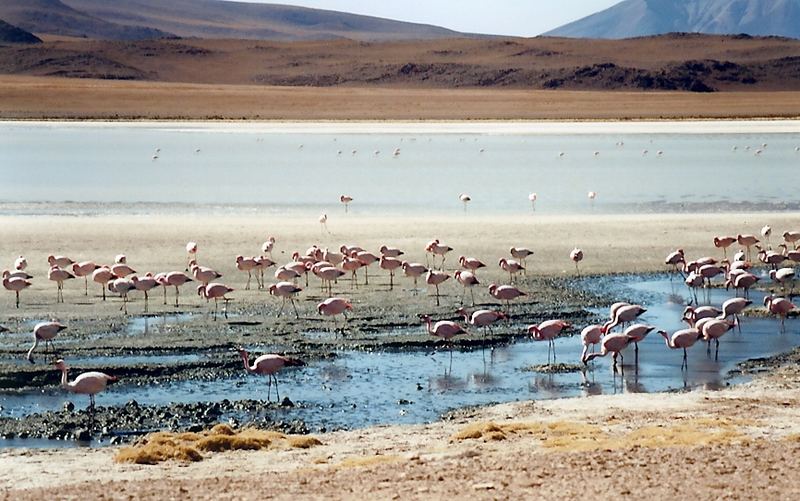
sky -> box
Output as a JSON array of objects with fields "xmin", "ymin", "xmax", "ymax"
[{"xmin": 231, "ymin": 1, "xmax": 623, "ymax": 37}]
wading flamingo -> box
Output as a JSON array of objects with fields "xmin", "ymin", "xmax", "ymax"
[
  {"xmin": 53, "ymin": 359, "xmax": 116, "ymax": 419},
  {"xmin": 764, "ymin": 295, "xmax": 796, "ymax": 331},
  {"xmin": 270, "ymin": 282, "xmax": 303, "ymax": 319},
  {"xmin": 426, "ymin": 270, "xmax": 450, "ymax": 306},
  {"xmin": 198, "ymin": 283, "xmax": 234, "ymax": 320},
  {"xmin": 580, "ymin": 325, "xmax": 604, "ymax": 362},
  {"xmin": 658, "ymin": 328, "xmax": 702, "ymax": 370},
  {"xmin": 488, "ymin": 283, "xmax": 526, "ymax": 314},
  {"xmin": 131, "ymin": 274, "xmax": 159, "ymax": 313},
  {"xmin": 582, "ymin": 332, "xmax": 631, "ymax": 372},
  {"xmin": 48, "ymin": 266, "xmax": 74, "ymax": 303},
  {"xmin": 237, "ymin": 348, "xmax": 305, "ymax": 402},
  {"xmin": 27, "ymin": 321, "xmax": 67, "ymax": 363},
  {"xmin": 72, "ymin": 262, "xmax": 100, "ymax": 295},
  {"xmin": 570, "ymin": 248, "xmax": 584, "ymax": 274},
  {"xmin": 457, "ymin": 308, "xmax": 507, "ymax": 338},
  {"xmin": 528, "ymin": 320, "xmax": 571, "ymax": 365},
  {"xmin": 317, "ymin": 297, "xmax": 352, "ymax": 332},
  {"xmin": 92, "ymin": 267, "xmax": 115, "ymax": 301},
  {"xmin": 421, "ymin": 314, "xmax": 467, "ymax": 371}
]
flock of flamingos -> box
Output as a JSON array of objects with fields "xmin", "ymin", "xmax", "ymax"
[{"xmin": 2, "ymin": 217, "xmax": 800, "ymax": 411}]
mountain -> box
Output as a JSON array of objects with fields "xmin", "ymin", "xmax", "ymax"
[
  {"xmin": 2, "ymin": 0, "xmax": 466, "ymax": 42},
  {"xmin": 0, "ymin": 19, "xmax": 42, "ymax": 44},
  {"xmin": 546, "ymin": 0, "xmax": 800, "ymax": 39},
  {"xmin": 0, "ymin": 0, "xmax": 173, "ymax": 40}
]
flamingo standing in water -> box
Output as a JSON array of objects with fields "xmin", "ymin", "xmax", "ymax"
[
  {"xmin": 402, "ymin": 262, "xmax": 427, "ymax": 293},
  {"xmin": 237, "ymin": 348, "xmax": 305, "ymax": 402},
  {"xmin": 488, "ymin": 283, "xmax": 526, "ymax": 313},
  {"xmin": 582, "ymin": 332, "xmax": 631, "ymax": 372},
  {"xmin": 163, "ymin": 272, "xmax": 193, "ymax": 307},
  {"xmin": 269, "ymin": 282, "xmax": 303, "ymax": 319},
  {"xmin": 457, "ymin": 308, "xmax": 507, "ymax": 339},
  {"xmin": 198, "ymin": 283, "xmax": 234, "ymax": 320},
  {"xmin": 131, "ymin": 274, "xmax": 159, "ymax": 313},
  {"xmin": 764, "ymin": 295, "xmax": 796, "ymax": 331},
  {"xmin": 48, "ymin": 266, "xmax": 74, "ymax": 303},
  {"xmin": 27, "ymin": 321, "xmax": 67, "ymax": 363},
  {"xmin": 665, "ymin": 248, "xmax": 686, "ymax": 280},
  {"xmin": 92, "ymin": 267, "xmax": 115, "ymax": 301},
  {"xmin": 701, "ymin": 319, "xmax": 735, "ymax": 360},
  {"xmin": 570, "ymin": 248, "xmax": 584, "ymax": 274},
  {"xmin": 340, "ymin": 195, "xmax": 353, "ymax": 213},
  {"xmin": 717, "ymin": 297, "xmax": 751, "ymax": 331},
  {"xmin": 379, "ymin": 256, "xmax": 403, "ymax": 290},
  {"xmin": 658, "ymin": 328, "xmax": 702, "ymax": 370},
  {"xmin": 109, "ymin": 278, "xmax": 134, "ymax": 314},
  {"xmin": 421, "ymin": 314, "xmax": 467, "ymax": 371},
  {"xmin": 528, "ymin": 320, "xmax": 571, "ymax": 365},
  {"xmin": 580, "ymin": 325, "xmax": 604, "ymax": 362},
  {"xmin": 3, "ymin": 272, "xmax": 31, "ymax": 308},
  {"xmin": 53, "ymin": 359, "xmax": 116, "ymax": 421},
  {"xmin": 317, "ymin": 297, "xmax": 352, "ymax": 332},
  {"xmin": 510, "ymin": 247, "xmax": 534, "ymax": 274},
  {"xmin": 426, "ymin": 270, "xmax": 450, "ymax": 306},
  {"xmin": 603, "ymin": 304, "xmax": 646, "ymax": 333},
  {"xmin": 622, "ymin": 323, "xmax": 655, "ymax": 361}
]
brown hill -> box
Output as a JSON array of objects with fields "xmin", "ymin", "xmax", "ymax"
[{"xmin": 1, "ymin": 33, "xmax": 800, "ymax": 91}]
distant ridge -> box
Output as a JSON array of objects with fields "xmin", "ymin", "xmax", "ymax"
[
  {"xmin": 0, "ymin": 19, "xmax": 42, "ymax": 44},
  {"xmin": 546, "ymin": 0, "xmax": 800, "ymax": 39},
  {"xmin": 0, "ymin": 0, "xmax": 468, "ymax": 42}
]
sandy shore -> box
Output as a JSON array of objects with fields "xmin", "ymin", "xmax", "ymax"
[
  {"xmin": 2, "ymin": 211, "xmax": 800, "ymax": 498},
  {"xmin": 3, "ymin": 76, "xmax": 800, "ymax": 121}
]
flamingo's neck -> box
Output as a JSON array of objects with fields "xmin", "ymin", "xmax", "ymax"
[
  {"xmin": 658, "ymin": 331, "xmax": 671, "ymax": 348},
  {"xmin": 424, "ymin": 318, "xmax": 433, "ymax": 336},
  {"xmin": 239, "ymin": 351, "xmax": 254, "ymax": 372},
  {"xmin": 59, "ymin": 366, "xmax": 69, "ymax": 388}
]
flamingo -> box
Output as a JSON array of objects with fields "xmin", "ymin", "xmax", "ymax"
[
  {"xmin": 682, "ymin": 305, "xmax": 722, "ymax": 326},
  {"xmin": 456, "ymin": 308, "xmax": 507, "ymax": 338},
  {"xmin": 498, "ymin": 258, "xmax": 524, "ymax": 283},
  {"xmin": 421, "ymin": 314, "xmax": 467, "ymax": 370},
  {"xmin": 757, "ymin": 246, "xmax": 785, "ymax": 270},
  {"xmin": 163, "ymin": 272, "xmax": 193, "ymax": 307},
  {"xmin": 488, "ymin": 283, "xmax": 526, "ymax": 313},
  {"xmin": 47, "ymin": 255, "xmax": 74, "ymax": 268},
  {"xmin": 27, "ymin": 321, "xmax": 67, "ymax": 363},
  {"xmin": 761, "ymin": 225, "xmax": 772, "ymax": 249},
  {"xmin": 402, "ymin": 262, "xmax": 427, "ymax": 293},
  {"xmin": 458, "ymin": 256, "xmax": 486, "ymax": 274},
  {"xmin": 237, "ymin": 348, "xmax": 304, "ymax": 402},
  {"xmin": 717, "ymin": 297, "xmax": 752, "ymax": 331},
  {"xmin": 725, "ymin": 272, "xmax": 758, "ymax": 299},
  {"xmin": 262, "ymin": 236, "xmax": 276, "ymax": 259},
  {"xmin": 190, "ymin": 260, "xmax": 223, "ymax": 287},
  {"xmin": 713, "ymin": 236, "xmax": 737, "ymax": 259},
  {"xmin": 53, "ymin": 359, "xmax": 116, "ymax": 418},
  {"xmin": 510, "ymin": 247, "xmax": 534, "ymax": 274},
  {"xmin": 426, "ymin": 270, "xmax": 450, "ymax": 306},
  {"xmin": 528, "ymin": 192, "xmax": 537, "ymax": 212},
  {"xmin": 186, "ymin": 241, "xmax": 198, "ymax": 269},
  {"xmin": 340, "ymin": 195, "xmax": 353, "ymax": 213},
  {"xmin": 769, "ymin": 268, "xmax": 796, "ymax": 296},
  {"xmin": 236, "ymin": 255, "xmax": 260, "ymax": 290},
  {"xmin": 426, "ymin": 240, "xmax": 453, "ymax": 270},
  {"xmin": 92, "ymin": 267, "xmax": 115, "ymax": 301},
  {"xmin": 111, "ymin": 263, "xmax": 136, "ymax": 278},
  {"xmin": 315, "ymin": 266, "xmax": 345, "ymax": 295},
  {"xmin": 131, "ymin": 274, "xmax": 159, "ymax": 313},
  {"xmin": 3, "ymin": 273, "xmax": 31, "ymax": 308},
  {"xmin": 14, "ymin": 256, "xmax": 27, "ymax": 271},
  {"xmin": 459, "ymin": 193, "xmax": 471, "ymax": 213},
  {"xmin": 354, "ymin": 251, "xmax": 378, "ymax": 285},
  {"xmin": 379, "ymin": 245, "xmax": 404, "ymax": 258},
  {"xmin": 255, "ymin": 256, "xmax": 277, "ymax": 288},
  {"xmin": 198, "ymin": 283, "xmax": 234, "ymax": 320},
  {"xmin": 528, "ymin": 320, "xmax": 571, "ymax": 365},
  {"xmin": 587, "ymin": 191, "xmax": 597, "ymax": 208},
  {"xmin": 115, "ymin": 254, "xmax": 127, "ymax": 266},
  {"xmin": 570, "ymin": 248, "xmax": 584, "ymax": 274},
  {"xmin": 71, "ymin": 261, "xmax": 99, "ymax": 296},
  {"xmin": 582, "ymin": 332, "xmax": 631, "ymax": 372},
  {"xmin": 783, "ymin": 231, "xmax": 800, "ymax": 249},
  {"xmin": 319, "ymin": 213, "xmax": 329, "ymax": 234},
  {"xmin": 379, "ymin": 256, "xmax": 403, "ymax": 290},
  {"xmin": 580, "ymin": 325, "xmax": 604, "ymax": 362},
  {"xmin": 658, "ymin": 328, "xmax": 702, "ymax": 370},
  {"xmin": 664, "ymin": 248, "xmax": 686, "ymax": 279},
  {"xmin": 622, "ymin": 323, "xmax": 655, "ymax": 360},
  {"xmin": 48, "ymin": 266, "xmax": 74, "ymax": 303},
  {"xmin": 778, "ymin": 244, "xmax": 800, "ymax": 264},
  {"xmin": 737, "ymin": 234, "xmax": 759, "ymax": 261},
  {"xmin": 341, "ymin": 257, "xmax": 363, "ymax": 288},
  {"xmin": 603, "ymin": 304, "xmax": 646, "ymax": 333},
  {"xmin": 764, "ymin": 295, "xmax": 796, "ymax": 331},
  {"xmin": 453, "ymin": 270, "xmax": 479, "ymax": 306},
  {"xmin": 317, "ymin": 297, "xmax": 352, "ymax": 332},
  {"xmin": 701, "ymin": 319, "xmax": 735, "ymax": 360},
  {"xmin": 684, "ymin": 271, "xmax": 704, "ymax": 304},
  {"xmin": 109, "ymin": 278, "xmax": 134, "ymax": 314},
  {"xmin": 269, "ymin": 282, "xmax": 303, "ymax": 319}
]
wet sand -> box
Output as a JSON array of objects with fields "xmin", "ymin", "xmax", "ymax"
[{"xmin": 2, "ymin": 211, "xmax": 800, "ymax": 498}]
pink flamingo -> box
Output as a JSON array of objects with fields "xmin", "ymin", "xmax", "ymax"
[
  {"xmin": 498, "ymin": 258, "xmax": 524, "ymax": 283},
  {"xmin": 458, "ymin": 256, "xmax": 486, "ymax": 273},
  {"xmin": 725, "ymin": 272, "xmax": 758, "ymax": 298},
  {"xmin": 769, "ymin": 268, "xmax": 796, "ymax": 296},
  {"xmin": 761, "ymin": 225, "xmax": 772, "ymax": 248},
  {"xmin": 570, "ymin": 248, "xmax": 584, "ymax": 274},
  {"xmin": 341, "ymin": 257, "xmax": 363, "ymax": 288},
  {"xmin": 701, "ymin": 319, "xmax": 735, "ymax": 360},
  {"xmin": 109, "ymin": 278, "xmax": 134, "ymax": 314},
  {"xmin": 379, "ymin": 256, "xmax": 403, "ymax": 290},
  {"xmin": 713, "ymin": 236, "xmax": 737, "ymax": 258},
  {"xmin": 115, "ymin": 254, "xmax": 127, "ymax": 264},
  {"xmin": 421, "ymin": 314, "xmax": 467, "ymax": 370},
  {"xmin": 528, "ymin": 192, "xmax": 537, "ymax": 212},
  {"xmin": 48, "ymin": 266, "xmax": 74, "ymax": 303},
  {"xmin": 456, "ymin": 308, "xmax": 507, "ymax": 338},
  {"xmin": 426, "ymin": 240, "xmax": 453, "ymax": 270},
  {"xmin": 717, "ymin": 297, "xmax": 751, "ymax": 331},
  {"xmin": 111, "ymin": 263, "xmax": 136, "ymax": 278},
  {"xmin": 459, "ymin": 193, "xmax": 471, "ymax": 213},
  {"xmin": 379, "ymin": 245, "xmax": 404, "ymax": 258},
  {"xmin": 237, "ymin": 348, "xmax": 305, "ymax": 402},
  {"xmin": 131, "ymin": 274, "xmax": 159, "ymax": 313},
  {"xmin": 658, "ymin": 328, "xmax": 702, "ymax": 370},
  {"xmin": 3, "ymin": 273, "xmax": 31, "ymax": 308},
  {"xmin": 317, "ymin": 297, "xmax": 352, "ymax": 331},
  {"xmin": 54, "ymin": 359, "xmax": 117, "ymax": 419},
  {"xmin": 47, "ymin": 255, "xmax": 74, "ymax": 268},
  {"xmin": 603, "ymin": 304, "xmax": 646, "ymax": 333},
  {"xmin": 323, "ymin": 248, "xmax": 344, "ymax": 266},
  {"xmin": 262, "ymin": 236, "xmax": 276, "ymax": 260},
  {"xmin": 198, "ymin": 283, "xmax": 234, "ymax": 320},
  {"xmin": 27, "ymin": 321, "xmax": 67, "ymax": 363},
  {"xmin": 664, "ymin": 249, "xmax": 685, "ymax": 279},
  {"xmin": 580, "ymin": 325, "xmax": 604, "ymax": 362},
  {"xmin": 426, "ymin": 270, "xmax": 450, "ymax": 306},
  {"xmin": 14, "ymin": 256, "xmax": 27, "ymax": 271},
  {"xmin": 315, "ymin": 266, "xmax": 345, "ymax": 296},
  {"xmin": 737, "ymin": 234, "xmax": 759, "ymax": 261},
  {"xmin": 163, "ymin": 271, "xmax": 193, "ymax": 307},
  {"xmin": 256, "ymin": 256, "xmax": 277, "ymax": 288},
  {"xmin": 488, "ymin": 283, "xmax": 526, "ymax": 313},
  {"xmin": 622, "ymin": 323, "xmax": 655, "ymax": 360},
  {"xmin": 454, "ymin": 270, "xmax": 479, "ymax": 306},
  {"xmin": 402, "ymin": 262, "xmax": 427, "ymax": 293},
  {"xmin": 582, "ymin": 332, "xmax": 631, "ymax": 371},
  {"xmin": 528, "ymin": 320, "xmax": 571, "ymax": 365},
  {"xmin": 72, "ymin": 261, "xmax": 100, "ymax": 295},
  {"xmin": 778, "ymin": 244, "xmax": 800, "ymax": 264},
  {"xmin": 236, "ymin": 256, "xmax": 260, "ymax": 290},
  {"xmin": 764, "ymin": 295, "xmax": 797, "ymax": 331},
  {"xmin": 682, "ymin": 305, "xmax": 722, "ymax": 327},
  {"xmin": 354, "ymin": 251, "xmax": 378, "ymax": 285},
  {"xmin": 186, "ymin": 241, "xmax": 198, "ymax": 269},
  {"xmin": 190, "ymin": 260, "xmax": 222, "ymax": 287},
  {"xmin": 510, "ymin": 247, "xmax": 534, "ymax": 274},
  {"xmin": 783, "ymin": 230, "xmax": 800, "ymax": 248},
  {"xmin": 269, "ymin": 282, "xmax": 303, "ymax": 319},
  {"xmin": 92, "ymin": 267, "xmax": 116, "ymax": 301},
  {"xmin": 340, "ymin": 195, "xmax": 353, "ymax": 213}
]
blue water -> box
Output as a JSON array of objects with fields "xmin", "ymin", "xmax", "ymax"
[
  {"xmin": 1, "ymin": 275, "xmax": 797, "ymax": 437},
  {"xmin": 1, "ymin": 123, "xmax": 800, "ymax": 215}
]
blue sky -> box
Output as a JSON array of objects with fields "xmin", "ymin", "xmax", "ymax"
[{"xmin": 231, "ymin": 1, "xmax": 622, "ymax": 37}]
